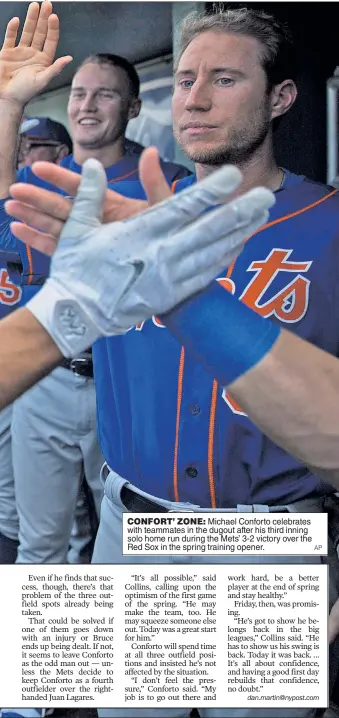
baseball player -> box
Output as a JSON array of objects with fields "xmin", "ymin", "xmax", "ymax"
[
  {"xmin": 3, "ymin": 3, "xmax": 339, "ymax": 718},
  {"xmin": 0, "ymin": 1, "xmax": 189, "ymax": 568}
]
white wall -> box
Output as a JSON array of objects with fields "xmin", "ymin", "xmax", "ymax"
[{"xmin": 26, "ymin": 86, "xmax": 71, "ymax": 133}]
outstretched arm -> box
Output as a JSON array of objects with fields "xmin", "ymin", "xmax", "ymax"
[
  {"xmin": 229, "ymin": 329, "xmax": 339, "ymax": 485},
  {"xmin": 0, "ymin": 307, "xmax": 62, "ymax": 405}
]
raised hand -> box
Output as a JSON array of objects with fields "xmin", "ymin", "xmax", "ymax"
[{"xmin": 0, "ymin": 1, "xmax": 72, "ymax": 107}]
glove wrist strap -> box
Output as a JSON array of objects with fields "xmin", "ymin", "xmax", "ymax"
[{"xmin": 26, "ymin": 281, "xmax": 100, "ymax": 358}]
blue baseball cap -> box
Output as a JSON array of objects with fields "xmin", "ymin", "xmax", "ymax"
[{"xmin": 19, "ymin": 116, "xmax": 72, "ymax": 151}]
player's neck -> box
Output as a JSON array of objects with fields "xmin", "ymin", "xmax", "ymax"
[
  {"xmin": 195, "ymin": 144, "xmax": 282, "ymax": 195},
  {"xmin": 72, "ymin": 137, "xmax": 125, "ymax": 168}
]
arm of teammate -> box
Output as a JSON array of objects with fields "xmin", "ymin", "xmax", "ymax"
[
  {"xmin": 0, "ymin": 1, "xmax": 72, "ymax": 198},
  {"xmin": 0, "ymin": 307, "xmax": 62, "ymax": 405},
  {"xmin": 229, "ymin": 331, "xmax": 339, "ymax": 485}
]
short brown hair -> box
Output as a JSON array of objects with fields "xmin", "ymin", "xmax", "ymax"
[
  {"xmin": 175, "ymin": 6, "xmax": 296, "ymax": 89},
  {"xmin": 77, "ymin": 53, "xmax": 140, "ymax": 98}
]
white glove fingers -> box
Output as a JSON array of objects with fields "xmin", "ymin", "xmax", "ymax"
[
  {"xmin": 66, "ymin": 159, "xmax": 107, "ymax": 229},
  {"xmin": 129, "ymin": 165, "xmax": 243, "ymax": 237},
  {"xmin": 117, "ymin": 209, "xmax": 269, "ymax": 322},
  {"xmin": 166, "ymin": 187, "xmax": 273, "ymax": 265},
  {"xmin": 188, "ymin": 186, "xmax": 274, "ymax": 250},
  {"xmin": 172, "ymin": 210, "xmax": 270, "ymax": 285},
  {"xmin": 166, "ymin": 164, "xmax": 243, "ymax": 221}
]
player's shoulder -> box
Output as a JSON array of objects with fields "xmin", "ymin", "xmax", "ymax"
[
  {"xmin": 296, "ymin": 173, "xmax": 338, "ymax": 199},
  {"xmin": 278, "ymin": 170, "xmax": 339, "ymax": 225},
  {"xmin": 282, "ymin": 168, "xmax": 338, "ymax": 201}
]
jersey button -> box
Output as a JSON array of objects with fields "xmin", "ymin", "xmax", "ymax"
[
  {"xmin": 186, "ymin": 466, "xmax": 198, "ymax": 478},
  {"xmin": 189, "ymin": 404, "xmax": 200, "ymax": 416}
]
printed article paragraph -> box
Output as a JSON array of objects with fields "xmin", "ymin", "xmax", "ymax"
[{"xmin": 0, "ymin": 563, "xmax": 327, "ymax": 710}]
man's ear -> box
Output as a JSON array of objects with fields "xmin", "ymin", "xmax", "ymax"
[
  {"xmin": 56, "ymin": 144, "xmax": 71, "ymax": 165},
  {"xmin": 270, "ymin": 79, "xmax": 297, "ymax": 121},
  {"xmin": 128, "ymin": 98, "xmax": 142, "ymax": 121}
]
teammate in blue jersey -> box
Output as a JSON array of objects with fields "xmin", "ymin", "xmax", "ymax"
[{"xmin": 3, "ymin": 3, "xmax": 339, "ymax": 718}]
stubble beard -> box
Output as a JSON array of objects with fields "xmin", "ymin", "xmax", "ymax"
[{"xmin": 174, "ymin": 114, "xmax": 271, "ymax": 168}]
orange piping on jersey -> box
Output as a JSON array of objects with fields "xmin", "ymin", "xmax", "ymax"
[
  {"xmin": 25, "ymin": 244, "xmax": 33, "ymax": 285},
  {"xmin": 108, "ymin": 168, "xmax": 138, "ymax": 184},
  {"xmin": 206, "ymin": 236, "xmax": 244, "ymax": 505},
  {"xmin": 225, "ymin": 188, "xmax": 339, "ymax": 280},
  {"xmin": 171, "ymin": 177, "xmax": 182, "ymax": 502},
  {"xmin": 251, "ymin": 187, "xmax": 338, "ymax": 235},
  {"xmin": 173, "ymin": 347, "xmax": 185, "ymax": 502},
  {"xmin": 207, "ymin": 380, "xmax": 218, "ymax": 508}
]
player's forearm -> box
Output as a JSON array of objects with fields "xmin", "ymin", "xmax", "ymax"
[
  {"xmin": 228, "ymin": 330, "xmax": 339, "ymax": 486},
  {"xmin": 0, "ymin": 307, "xmax": 62, "ymax": 407},
  {"xmin": 0, "ymin": 99, "xmax": 23, "ymax": 197}
]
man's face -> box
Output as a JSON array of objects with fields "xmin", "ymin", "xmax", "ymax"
[
  {"xmin": 172, "ymin": 31, "xmax": 274, "ymax": 166},
  {"xmin": 68, "ymin": 63, "xmax": 135, "ymax": 149}
]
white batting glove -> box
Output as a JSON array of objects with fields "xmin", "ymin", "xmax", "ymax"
[{"xmin": 27, "ymin": 159, "xmax": 275, "ymax": 357}]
